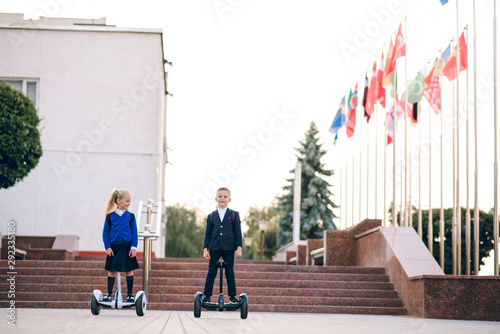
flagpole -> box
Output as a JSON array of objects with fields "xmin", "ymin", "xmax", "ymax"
[
  {"xmin": 352, "ymin": 138, "xmax": 355, "ymax": 227},
  {"xmin": 404, "ymin": 16, "xmax": 409, "ymax": 227},
  {"xmin": 452, "ymin": 45, "xmax": 457, "ymax": 275},
  {"xmin": 375, "ymin": 104, "xmax": 378, "ymax": 219},
  {"xmin": 401, "ymin": 114, "xmax": 404, "ymax": 226},
  {"xmin": 493, "ymin": 0, "xmax": 499, "ymax": 276},
  {"xmin": 384, "ymin": 108, "xmax": 387, "ymax": 227},
  {"xmin": 339, "ymin": 136, "xmax": 343, "ymax": 230},
  {"xmin": 473, "ymin": 0, "xmax": 480, "ymax": 275},
  {"xmin": 409, "ymin": 106, "xmax": 413, "ymax": 229},
  {"xmin": 456, "ymin": 0, "xmax": 462, "ymax": 276},
  {"xmin": 429, "ymin": 103, "xmax": 433, "ymax": 255},
  {"xmin": 345, "ymin": 131, "xmax": 349, "ymax": 229},
  {"xmin": 393, "ymin": 85, "xmax": 398, "ymax": 227},
  {"xmin": 359, "ymin": 103, "xmax": 363, "ymax": 222},
  {"xmin": 367, "ymin": 109, "xmax": 370, "ymax": 218},
  {"xmin": 419, "ymin": 100, "xmax": 422, "ymax": 238},
  {"xmin": 440, "ymin": 74, "xmax": 445, "ymax": 271},
  {"xmin": 465, "ymin": 25, "xmax": 471, "ymax": 276}
]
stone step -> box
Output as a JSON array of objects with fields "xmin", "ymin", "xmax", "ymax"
[
  {"xmin": 74, "ymin": 256, "xmax": 282, "ymax": 265},
  {"xmin": 0, "ymin": 258, "xmax": 406, "ymax": 316},
  {"xmin": 1, "ymin": 267, "xmax": 389, "ymax": 282},
  {"xmin": 5, "ymin": 292, "xmax": 403, "ymax": 307},
  {"xmin": 0, "ymin": 275, "xmax": 395, "ymax": 290},
  {"xmin": 0, "ymin": 300, "xmax": 406, "ymax": 315},
  {"xmin": 0, "ymin": 283, "xmax": 399, "ymax": 298},
  {"xmin": 0, "ymin": 260, "xmax": 385, "ymax": 274}
]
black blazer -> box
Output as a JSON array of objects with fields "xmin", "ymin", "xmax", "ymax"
[{"xmin": 203, "ymin": 208, "xmax": 243, "ymax": 251}]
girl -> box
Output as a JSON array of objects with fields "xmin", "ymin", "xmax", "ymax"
[{"xmin": 102, "ymin": 189, "xmax": 139, "ymax": 302}]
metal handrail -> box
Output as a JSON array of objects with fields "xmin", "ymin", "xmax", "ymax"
[{"xmin": 135, "ymin": 199, "xmax": 162, "ymax": 298}]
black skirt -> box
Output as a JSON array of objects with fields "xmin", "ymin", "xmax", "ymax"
[{"xmin": 104, "ymin": 243, "xmax": 140, "ymax": 272}]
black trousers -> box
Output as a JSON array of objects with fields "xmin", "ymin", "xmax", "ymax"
[{"xmin": 203, "ymin": 249, "xmax": 237, "ymax": 297}]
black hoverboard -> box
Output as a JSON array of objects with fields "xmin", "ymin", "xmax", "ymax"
[{"xmin": 194, "ymin": 258, "xmax": 248, "ymax": 319}]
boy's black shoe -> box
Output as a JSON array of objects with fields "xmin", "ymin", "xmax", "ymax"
[
  {"xmin": 229, "ymin": 296, "xmax": 239, "ymax": 303},
  {"xmin": 103, "ymin": 293, "xmax": 112, "ymax": 302},
  {"xmin": 203, "ymin": 296, "xmax": 211, "ymax": 303},
  {"xmin": 126, "ymin": 294, "xmax": 135, "ymax": 302}
]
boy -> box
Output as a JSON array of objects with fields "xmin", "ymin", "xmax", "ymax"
[{"xmin": 202, "ymin": 187, "xmax": 243, "ymax": 303}]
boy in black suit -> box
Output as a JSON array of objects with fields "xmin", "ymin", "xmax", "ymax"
[{"xmin": 202, "ymin": 187, "xmax": 243, "ymax": 303}]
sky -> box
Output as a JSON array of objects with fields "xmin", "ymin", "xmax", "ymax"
[{"xmin": 2, "ymin": 0, "xmax": 498, "ymax": 273}]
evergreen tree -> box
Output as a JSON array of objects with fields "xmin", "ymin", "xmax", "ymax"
[{"xmin": 277, "ymin": 121, "xmax": 337, "ymax": 246}]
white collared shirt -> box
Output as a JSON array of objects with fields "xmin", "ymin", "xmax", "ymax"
[
  {"xmin": 115, "ymin": 208, "xmax": 126, "ymax": 216},
  {"xmin": 218, "ymin": 207, "xmax": 228, "ymax": 221}
]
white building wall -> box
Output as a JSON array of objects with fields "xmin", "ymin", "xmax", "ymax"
[{"xmin": 0, "ymin": 15, "xmax": 167, "ymax": 255}]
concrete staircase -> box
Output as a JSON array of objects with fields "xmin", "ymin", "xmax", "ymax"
[{"xmin": 0, "ymin": 258, "xmax": 406, "ymax": 315}]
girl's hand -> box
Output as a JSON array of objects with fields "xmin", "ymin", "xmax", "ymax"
[
  {"xmin": 129, "ymin": 249, "xmax": 137, "ymax": 258},
  {"xmin": 106, "ymin": 248, "xmax": 114, "ymax": 256}
]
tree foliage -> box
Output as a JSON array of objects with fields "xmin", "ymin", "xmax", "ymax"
[
  {"xmin": 277, "ymin": 121, "xmax": 337, "ymax": 247},
  {"xmin": 407, "ymin": 207, "xmax": 495, "ymax": 275},
  {"xmin": 242, "ymin": 204, "xmax": 281, "ymax": 260},
  {"xmin": 0, "ymin": 82, "xmax": 42, "ymax": 189},
  {"xmin": 165, "ymin": 203, "xmax": 206, "ymax": 258}
]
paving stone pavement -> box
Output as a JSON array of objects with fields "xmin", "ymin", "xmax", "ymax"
[{"xmin": 1, "ymin": 309, "xmax": 500, "ymax": 334}]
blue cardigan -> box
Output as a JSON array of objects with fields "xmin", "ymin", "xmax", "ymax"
[{"xmin": 102, "ymin": 211, "xmax": 138, "ymax": 250}]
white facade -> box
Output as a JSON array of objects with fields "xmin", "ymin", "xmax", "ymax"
[{"xmin": 0, "ymin": 13, "xmax": 168, "ymax": 256}]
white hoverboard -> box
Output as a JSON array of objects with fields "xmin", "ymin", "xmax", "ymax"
[{"xmin": 91, "ymin": 272, "xmax": 146, "ymax": 316}]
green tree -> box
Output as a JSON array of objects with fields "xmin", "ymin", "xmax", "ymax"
[
  {"xmin": 408, "ymin": 207, "xmax": 495, "ymax": 275},
  {"xmin": 277, "ymin": 121, "xmax": 338, "ymax": 247},
  {"xmin": 165, "ymin": 203, "xmax": 206, "ymax": 258},
  {"xmin": 0, "ymin": 82, "xmax": 42, "ymax": 189},
  {"xmin": 243, "ymin": 204, "xmax": 281, "ymax": 260}
]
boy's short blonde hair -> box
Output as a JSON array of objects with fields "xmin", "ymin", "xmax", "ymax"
[{"xmin": 216, "ymin": 187, "xmax": 231, "ymax": 197}]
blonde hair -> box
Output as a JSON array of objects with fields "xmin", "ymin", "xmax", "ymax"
[
  {"xmin": 216, "ymin": 187, "xmax": 231, "ymax": 197},
  {"xmin": 105, "ymin": 189, "xmax": 131, "ymax": 214}
]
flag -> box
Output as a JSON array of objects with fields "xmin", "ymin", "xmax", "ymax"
[
  {"xmin": 422, "ymin": 66, "xmax": 441, "ymax": 114},
  {"xmin": 382, "ymin": 39, "xmax": 394, "ymax": 87},
  {"xmin": 401, "ymin": 71, "xmax": 425, "ymax": 104},
  {"xmin": 362, "ymin": 72, "xmax": 369, "ymax": 111},
  {"xmin": 395, "ymin": 99, "xmax": 412, "ymax": 122},
  {"xmin": 434, "ymin": 44, "xmax": 451, "ymax": 77},
  {"xmin": 365, "ymin": 61, "xmax": 377, "ymax": 119},
  {"xmin": 411, "ymin": 101, "xmax": 421, "ymax": 126},
  {"xmin": 389, "ymin": 65, "xmax": 398, "ymax": 99},
  {"xmin": 346, "ymin": 85, "xmax": 358, "ymax": 138},
  {"xmin": 385, "ymin": 23, "xmax": 406, "ymax": 76},
  {"xmin": 376, "ymin": 52, "xmax": 386, "ymax": 108},
  {"xmin": 330, "ymin": 96, "xmax": 347, "ymax": 144},
  {"xmin": 385, "ymin": 106, "xmax": 395, "ymax": 145},
  {"xmin": 439, "ymin": 0, "xmax": 449, "ymax": 5},
  {"xmin": 443, "ymin": 32, "xmax": 468, "ymax": 81}
]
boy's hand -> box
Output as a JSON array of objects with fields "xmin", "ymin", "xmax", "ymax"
[
  {"xmin": 129, "ymin": 249, "xmax": 137, "ymax": 258},
  {"xmin": 106, "ymin": 248, "xmax": 114, "ymax": 256},
  {"xmin": 235, "ymin": 246, "xmax": 242, "ymax": 259},
  {"xmin": 203, "ymin": 248, "xmax": 210, "ymax": 260}
]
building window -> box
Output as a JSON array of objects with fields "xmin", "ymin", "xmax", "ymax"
[{"xmin": 0, "ymin": 79, "xmax": 38, "ymax": 107}]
